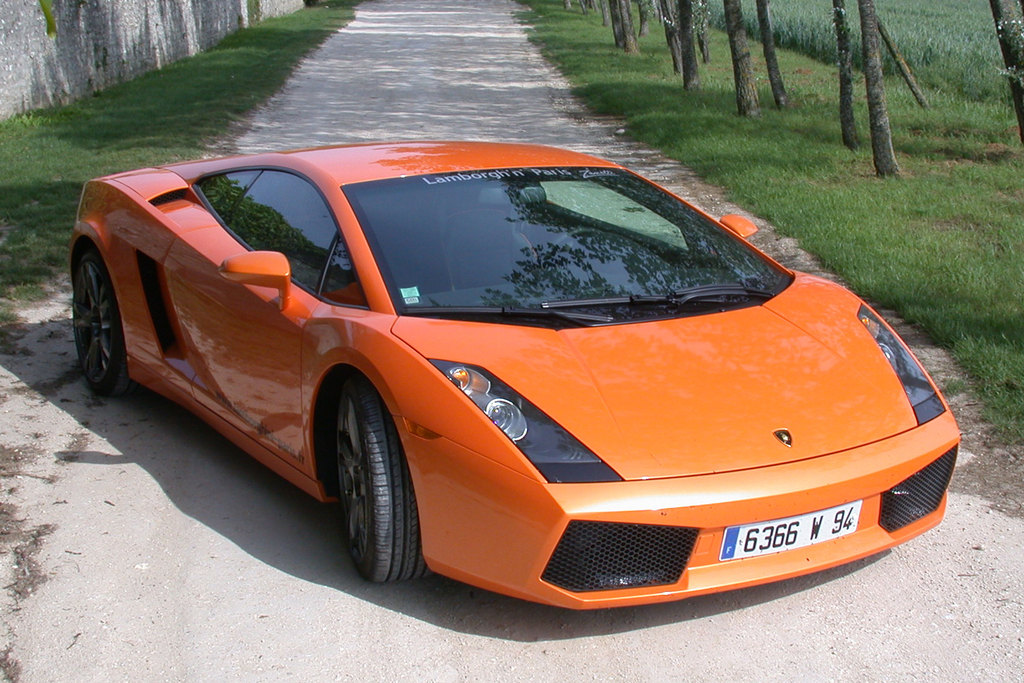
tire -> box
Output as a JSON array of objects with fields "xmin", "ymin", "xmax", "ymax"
[
  {"xmin": 71, "ymin": 250, "xmax": 135, "ymax": 396},
  {"xmin": 336, "ymin": 376, "xmax": 427, "ymax": 582}
]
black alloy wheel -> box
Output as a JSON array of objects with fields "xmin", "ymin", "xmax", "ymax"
[
  {"xmin": 71, "ymin": 250, "xmax": 134, "ymax": 396},
  {"xmin": 336, "ymin": 376, "xmax": 427, "ymax": 582}
]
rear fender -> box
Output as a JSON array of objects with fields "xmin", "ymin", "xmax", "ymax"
[{"xmin": 71, "ymin": 176, "xmax": 206, "ymax": 383}]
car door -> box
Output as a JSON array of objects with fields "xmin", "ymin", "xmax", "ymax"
[{"xmin": 164, "ymin": 168, "xmax": 343, "ymax": 468}]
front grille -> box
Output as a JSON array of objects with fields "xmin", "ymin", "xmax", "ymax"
[
  {"xmin": 542, "ymin": 521, "xmax": 698, "ymax": 592},
  {"xmin": 880, "ymin": 447, "xmax": 957, "ymax": 532}
]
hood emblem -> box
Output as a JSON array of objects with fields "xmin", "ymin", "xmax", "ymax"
[{"xmin": 773, "ymin": 429, "xmax": 793, "ymax": 447}]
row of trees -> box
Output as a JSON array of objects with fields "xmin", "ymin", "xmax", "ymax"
[{"xmin": 564, "ymin": 0, "xmax": 1024, "ymax": 177}]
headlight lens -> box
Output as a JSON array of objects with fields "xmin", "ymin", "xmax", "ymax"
[
  {"xmin": 484, "ymin": 398, "xmax": 528, "ymax": 441},
  {"xmin": 431, "ymin": 360, "xmax": 622, "ymax": 483},
  {"xmin": 858, "ymin": 305, "xmax": 945, "ymax": 424}
]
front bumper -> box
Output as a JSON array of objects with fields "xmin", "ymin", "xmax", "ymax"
[{"xmin": 404, "ymin": 410, "xmax": 960, "ymax": 609}]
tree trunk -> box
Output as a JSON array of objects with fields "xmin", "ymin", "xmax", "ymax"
[
  {"xmin": 832, "ymin": 0, "xmax": 859, "ymax": 150},
  {"xmin": 578, "ymin": 0, "xmax": 589, "ymax": 15},
  {"xmin": 608, "ymin": 0, "xmax": 626, "ymax": 48},
  {"xmin": 857, "ymin": 0, "xmax": 899, "ymax": 176},
  {"xmin": 755, "ymin": 0, "xmax": 788, "ymax": 107},
  {"xmin": 600, "ymin": 0, "xmax": 611, "ymax": 26},
  {"xmin": 637, "ymin": 0, "xmax": 651, "ymax": 37},
  {"xmin": 877, "ymin": 21, "xmax": 929, "ymax": 108},
  {"xmin": 989, "ymin": 0, "xmax": 1024, "ymax": 143},
  {"xmin": 619, "ymin": 0, "xmax": 640, "ymax": 53},
  {"xmin": 564, "ymin": 0, "xmax": 574, "ymax": 10},
  {"xmin": 659, "ymin": 0, "xmax": 684, "ymax": 74},
  {"xmin": 678, "ymin": 0, "xmax": 701, "ymax": 89},
  {"xmin": 695, "ymin": 0, "xmax": 711, "ymax": 63},
  {"xmin": 723, "ymin": 0, "xmax": 760, "ymax": 117}
]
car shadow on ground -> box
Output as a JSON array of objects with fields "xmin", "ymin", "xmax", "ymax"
[{"xmin": 2, "ymin": 314, "xmax": 887, "ymax": 642}]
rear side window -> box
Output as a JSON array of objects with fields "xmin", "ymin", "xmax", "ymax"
[{"xmin": 198, "ymin": 169, "xmax": 359, "ymax": 302}]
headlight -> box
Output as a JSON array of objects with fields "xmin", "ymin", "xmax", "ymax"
[
  {"xmin": 430, "ymin": 360, "xmax": 622, "ymax": 483},
  {"xmin": 858, "ymin": 305, "xmax": 945, "ymax": 424}
]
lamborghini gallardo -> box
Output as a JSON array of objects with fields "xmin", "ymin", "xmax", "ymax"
[{"xmin": 70, "ymin": 142, "xmax": 959, "ymax": 608}]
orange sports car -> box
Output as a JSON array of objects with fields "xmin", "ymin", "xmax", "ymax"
[{"xmin": 70, "ymin": 142, "xmax": 959, "ymax": 608}]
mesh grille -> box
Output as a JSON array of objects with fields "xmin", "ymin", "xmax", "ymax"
[
  {"xmin": 880, "ymin": 447, "xmax": 957, "ymax": 532},
  {"xmin": 542, "ymin": 521, "xmax": 699, "ymax": 592},
  {"xmin": 150, "ymin": 188, "xmax": 188, "ymax": 206}
]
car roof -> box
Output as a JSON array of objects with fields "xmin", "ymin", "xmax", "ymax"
[{"xmin": 159, "ymin": 141, "xmax": 621, "ymax": 186}]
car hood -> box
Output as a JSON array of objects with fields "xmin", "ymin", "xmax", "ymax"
[{"xmin": 391, "ymin": 276, "xmax": 920, "ymax": 481}]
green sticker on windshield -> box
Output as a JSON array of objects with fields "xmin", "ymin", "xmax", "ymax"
[{"xmin": 400, "ymin": 286, "xmax": 420, "ymax": 304}]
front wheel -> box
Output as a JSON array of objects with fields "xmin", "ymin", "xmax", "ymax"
[
  {"xmin": 71, "ymin": 250, "xmax": 135, "ymax": 396},
  {"xmin": 336, "ymin": 376, "xmax": 427, "ymax": 582}
]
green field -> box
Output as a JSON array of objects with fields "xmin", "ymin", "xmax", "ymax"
[
  {"xmin": 519, "ymin": 0, "xmax": 1024, "ymax": 444},
  {"xmin": 708, "ymin": 0, "xmax": 1009, "ymax": 102}
]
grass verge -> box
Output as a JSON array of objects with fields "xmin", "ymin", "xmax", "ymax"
[
  {"xmin": 0, "ymin": 0, "xmax": 358, "ymax": 315},
  {"xmin": 519, "ymin": 0, "xmax": 1024, "ymax": 444}
]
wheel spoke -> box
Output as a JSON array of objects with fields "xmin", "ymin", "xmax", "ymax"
[
  {"xmin": 348, "ymin": 501, "xmax": 366, "ymax": 554},
  {"xmin": 86, "ymin": 264, "xmax": 103, "ymax": 305},
  {"xmin": 85, "ymin": 337, "xmax": 103, "ymax": 377},
  {"xmin": 338, "ymin": 397, "xmax": 370, "ymax": 560},
  {"xmin": 346, "ymin": 401, "xmax": 361, "ymax": 458},
  {"xmin": 98, "ymin": 332, "xmax": 111, "ymax": 366},
  {"xmin": 75, "ymin": 274, "xmax": 91, "ymax": 310},
  {"xmin": 98, "ymin": 297, "xmax": 112, "ymax": 325},
  {"xmin": 79, "ymin": 266, "xmax": 110, "ymax": 378},
  {"xmin": 72, "ymin": 286, "xmax": 90, "ymax": 312}
]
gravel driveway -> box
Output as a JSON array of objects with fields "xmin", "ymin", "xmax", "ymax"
[{"xmin": 1, "ymin": 0, "xmax": 1021, "ymax": 680}]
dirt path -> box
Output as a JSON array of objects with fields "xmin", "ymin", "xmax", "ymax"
[{"xmin": 1, "ymin": 0, "xmax": 1022, "ymax": 680}]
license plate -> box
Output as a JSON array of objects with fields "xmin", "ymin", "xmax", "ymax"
[{"xmin": 719, "ymin": 500, "xmax": 863, "ymax": 561}]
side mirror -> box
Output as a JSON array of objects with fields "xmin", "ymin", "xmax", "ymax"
[
  {"xmin": 219, "ymin": 251, "xmax": 291, "ymax": 310},
  {"xmin": 719, "ymin": 214, "xmax": 758, "ymax": 239}
]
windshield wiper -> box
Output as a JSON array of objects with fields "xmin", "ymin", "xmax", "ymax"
[
  {"xmin": 542, "ymin": 283, "xmax": 773, "ymax": 310},
  {"xmin": 402, "ymin": 305, "xmax": 614, "ymax": 327},
  {"xmin": 641, "ymin": 283, "xmax": 774, "ymax": 305},
  {"xmin": 541, "ymin": 296, "xmax": 633, "ymax": 309}
]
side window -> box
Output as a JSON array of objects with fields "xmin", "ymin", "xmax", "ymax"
[
  {"xmin": 198, "ymin": 170, "xmax": 341, "ymax": 293},
  {"xmin": 197, "ymin": 171, "xmax": 260, "ymax": 222}
]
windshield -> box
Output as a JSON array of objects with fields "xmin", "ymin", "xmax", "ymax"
[{"xmin": 344, "ymin": 167, "xmax": 790, "ymax": 323}]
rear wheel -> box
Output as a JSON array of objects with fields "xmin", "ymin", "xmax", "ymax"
[
  {"xmin": 71, "ymin": 250, "xmax": 135, "ymax": 396},
  {"xmin": 336, "ymin": 376, "xmax": 427, "ymax": 582}
]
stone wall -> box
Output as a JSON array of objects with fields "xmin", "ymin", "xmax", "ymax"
[{"xmin": 0, "ymin": 0, "xmax": 306, "ymax": 120}]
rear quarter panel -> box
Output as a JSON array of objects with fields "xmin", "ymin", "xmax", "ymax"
[{"xmin": 74, "ymin": 177, "xmax": 186, "ymax": 379}]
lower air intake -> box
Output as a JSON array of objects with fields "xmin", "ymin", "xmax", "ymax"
[
  {"xmin": 880, "ymin": 446, "xmax": 957, "ymax": 532},
  {"xmin": 542, "ymin": 521, "xmax": 699, "ymax": 592}
]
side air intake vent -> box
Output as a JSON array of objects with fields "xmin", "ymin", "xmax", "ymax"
[
  {"xmin": 150, "ymin": 188, "xmax": 188, "ymax": 206},
  {"xmin": 136, "ymin": 251, "xmax": 177, "ymax": 352}
]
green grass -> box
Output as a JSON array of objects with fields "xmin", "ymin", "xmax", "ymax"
[
  {"xmin": 0, "ymin": 0, "xmax": 357, "ymax": 310},
  {"xmin": 519, "ymin": 0, "xmax": 1024, "ymax": 444},
  {"xmin": 707, "ymin": 0, "xmax": 1012, "ymax": 103}
]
